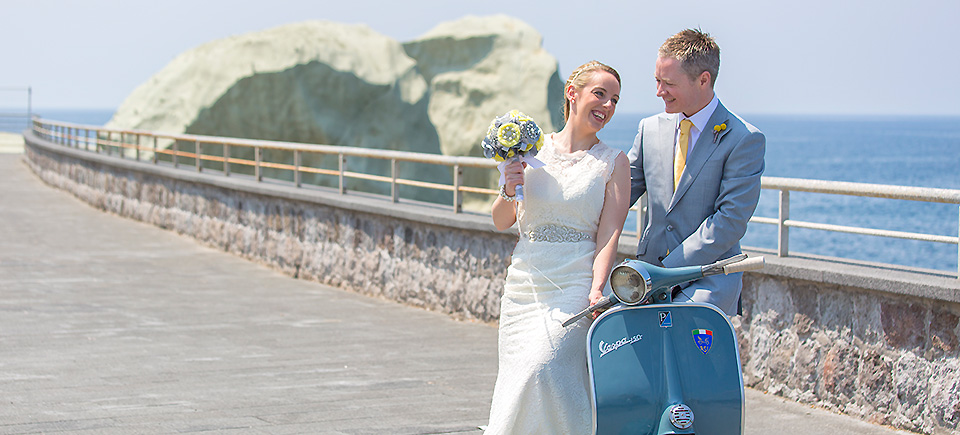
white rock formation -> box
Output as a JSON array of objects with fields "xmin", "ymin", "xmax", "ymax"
[
  {"xmin": 106, "ymin": 16, "xmax": 563, "ymax": 206},
  {"xmin": 404, "ymin": 14, "xmax": 563, "ymax": 157}
]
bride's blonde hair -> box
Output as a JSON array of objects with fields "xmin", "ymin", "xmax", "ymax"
[{"xmin": 562, "ymin": 60, "xmax": 621, "ymax": 123}]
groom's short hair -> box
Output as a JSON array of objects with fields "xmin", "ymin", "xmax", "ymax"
[{"xmin": 659, "ymin": 28, "xmax": 720, "ymax": 88}]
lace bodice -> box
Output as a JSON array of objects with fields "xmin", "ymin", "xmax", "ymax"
[{"xmin": 517, "ymin": 134, "xmax": 622, "ymax": 237}]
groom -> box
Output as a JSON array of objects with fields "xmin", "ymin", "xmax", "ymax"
[{"xmin": 628, "ymin": 29, "xmax": 765, "ymax": 316}]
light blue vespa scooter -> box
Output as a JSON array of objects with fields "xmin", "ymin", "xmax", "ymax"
[{"xmin": 563, "ymin": 254, "xmax": 764, "ymax": 435}]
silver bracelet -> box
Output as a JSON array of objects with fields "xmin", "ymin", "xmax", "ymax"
[{"xmin": 499, "ymin": 184, "xmax": 516, "ymax": 202}]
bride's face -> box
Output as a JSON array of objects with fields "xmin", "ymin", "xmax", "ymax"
[{"xmin": 568, "ymin": 71, "xmax": 620, "ymax": 132}]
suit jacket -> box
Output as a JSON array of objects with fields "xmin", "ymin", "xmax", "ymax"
[{"xmin": 628, "ymin": 100, "xmax": 765, "ymax": 315}]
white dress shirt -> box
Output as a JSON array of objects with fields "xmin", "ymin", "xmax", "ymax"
[{"xmin": 676, "ymin": 93, "xmax": 720, "ymax": 158}]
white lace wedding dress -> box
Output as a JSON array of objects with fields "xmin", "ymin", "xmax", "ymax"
[{"xmin": 484, "ymin": 134, "xmax": 622, "ymax": 434}]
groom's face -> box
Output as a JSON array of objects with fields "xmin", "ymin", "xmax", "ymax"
[{"xmin": 655, "ymin": 56, "xmax": 710, "ymax": 117}]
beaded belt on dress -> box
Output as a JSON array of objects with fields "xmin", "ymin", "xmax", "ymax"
[{"xmin": 523, "ymin": 224, "xmax": 594, "ymax": 243}]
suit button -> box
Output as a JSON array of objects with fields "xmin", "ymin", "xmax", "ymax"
[{"xmin": 666, "ymin": 225, "xmax": 674, "ymax": 232}]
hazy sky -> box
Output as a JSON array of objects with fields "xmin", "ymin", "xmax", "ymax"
[{"xmin": 2, "ymin": 0, "xmax": 957, "ymax": 116}]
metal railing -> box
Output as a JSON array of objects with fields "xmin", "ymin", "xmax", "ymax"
[
  {"xmin": 29, "ymin": 118, "xmax": 960, "ymax": 277},
  {"xmin": 752, "ymin": 178, "xmax": 960, "ymax": 256},
  {"xmin": 31, "ymin": 118, "xmax": 500, "ymax": 213}
]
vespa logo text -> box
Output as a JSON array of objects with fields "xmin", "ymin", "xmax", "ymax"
[{"xmin": 598, "ymin": 334, "xmax": 643, "ymax": 358}]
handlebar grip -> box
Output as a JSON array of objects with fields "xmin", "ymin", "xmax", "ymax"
[
  {"xmin": 723, "ymin": 256, "xmax": 765, "ymax": 274},
  {"xmin": 562, "ymin": 296, "xmax": 613, "ymax": 327}
]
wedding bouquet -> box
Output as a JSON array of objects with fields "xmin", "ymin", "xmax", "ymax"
[{"xmin": 480, "ymin": 110, "xmax": 545, "ymax": 201}]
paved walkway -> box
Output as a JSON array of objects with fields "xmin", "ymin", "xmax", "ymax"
[{"xmin": 0, "ymin": 151, "xmax": 914, "ymax": 434}]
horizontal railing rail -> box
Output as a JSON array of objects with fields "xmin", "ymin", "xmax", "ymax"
[{"xmin": 29, "ymin": 117, "xmax": 960, "ymax": 277}]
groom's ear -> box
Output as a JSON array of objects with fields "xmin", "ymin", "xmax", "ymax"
[{"xmin": 698, "ymin": 71, "xmax": 712, "ymax": 89}]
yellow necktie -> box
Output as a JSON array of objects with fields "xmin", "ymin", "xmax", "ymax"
[{"xmin": 674, "ymin": 119, "xmax": 693, "ymax": 190}]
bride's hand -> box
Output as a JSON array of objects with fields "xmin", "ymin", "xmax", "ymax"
[
  {"xmin": 589, "ymin": 290, "xmax": 604, "ymax": 307},
  {"xmin": 502, "ymin": 160, "xmax": 525, "ymax": 196}
]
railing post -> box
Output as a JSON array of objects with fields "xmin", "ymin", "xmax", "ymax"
[
  {"xmin": 84, "ymin": 129, "xmax": 90, "ymax": 151},
  {"xmin": 223, "ymin": 144, "xmax": 230, "ymax": 176},
  {"xmin": 294, "ymin": 150, "xmax": 301, "ymax": 187},
  {"xmin": 255, "ymin": 147, "xmax": 262, "ymax": 181},
  {"xmin": 118, "ymin": 132, "xmax": 125, "ymax": 159},
  {"xmin": 196, "ymin": 140, "xmax": 202, "ymax": 172},
  {"xmin": 453, "ymin": 163, "xmax": 462, "ymax": 213},
  {"xmin": 135, "ymin": 134, "xmax": 140, "ymax": 161},
  {"xmin": 778, "ymin": 189, "xmax": 790, "ymax": 257},
  {"xmin": 173, "ymin": 139, "xmax": 179, "ymax": 167},
  {"xmin": 153, "ymin": 136, "xmax": 158, "ymax": 164},
  {"xmin": 338, "ymin": 153, "xmax": 346, "ymax": 194},
  {"xmin": 391, "ymin": 159, "xmax": 398, "ymax": 203}
]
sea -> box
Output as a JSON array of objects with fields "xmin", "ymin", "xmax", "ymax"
[{"xmin": 5, "ymin": 109, "xmax": 959, "ymax": 273}]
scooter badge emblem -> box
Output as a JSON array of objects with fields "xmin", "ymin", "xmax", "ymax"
[
  {"xmin": 692, "ymin": 329, "xmax": 713, "ymax": 354},
  {"xmin": 658, "ymin": 311, "xmax": 672, "ymax": 328}
]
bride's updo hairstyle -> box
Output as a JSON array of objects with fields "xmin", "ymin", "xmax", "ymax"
[{"xmin": 562, "ymin": 60, "xmax": 621, "ymax": 123}]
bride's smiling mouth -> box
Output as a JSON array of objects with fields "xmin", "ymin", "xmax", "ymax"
[{"xmin": 592, "ymin": 110, "xmax": 606, "ymax": 121}]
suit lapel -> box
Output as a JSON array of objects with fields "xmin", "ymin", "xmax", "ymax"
[{"xmin": 668, "ymin": 103, "xmax": 732, "ymax": 212}]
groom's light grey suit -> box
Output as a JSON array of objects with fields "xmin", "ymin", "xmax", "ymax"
[{"xmin": 628, "ymin": 100, "xmax": 765, "ymax": 315}]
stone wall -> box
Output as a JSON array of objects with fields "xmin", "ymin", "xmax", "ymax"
[
  {"xmin": 736, "ymin": 270, "xmax": 960, "ymax": 434},
  {"xmin": 23, "ymin": 132, "xmax": 960, "ymax": 434}
]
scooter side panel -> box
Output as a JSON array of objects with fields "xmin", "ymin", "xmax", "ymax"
[{"xmin": 587, "ymin": 304, "xmax": 744, "ymax": 435}]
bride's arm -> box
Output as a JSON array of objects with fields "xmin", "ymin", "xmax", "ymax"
[
  {"xmin": 491, "ymin": 196, "xmax": 517, "ymax": 231},
  {"xmin": 590, "ymin": 153, "xmax": 631, "ymax": 305},
  {"xmin": 491, "ymin": 160, "xmax": 525, "ymax": 231}
]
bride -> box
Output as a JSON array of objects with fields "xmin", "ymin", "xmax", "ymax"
[{"xmin": 485, "ymin": 60, "xmax": 630, "ymax": 434}]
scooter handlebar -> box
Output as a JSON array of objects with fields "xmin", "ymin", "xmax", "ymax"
[
  {"xmin": 562, "ymin": 296, "xmax": 615, "ymax": 327},
  {"xmin": 722, "ymin": 256, "xmax": 764, "ymax": 274},
  {"xmin": 562, "ymin": 255, "xmax": 765, "ymax": 328}
]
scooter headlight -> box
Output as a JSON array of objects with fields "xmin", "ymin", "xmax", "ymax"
[{"xmin": 609, "ymin": 260, "xmax": 652, "ymax": 305}]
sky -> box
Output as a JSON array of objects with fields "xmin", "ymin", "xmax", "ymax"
[{"xmin": 1, "ymin": 0, "xmax": 957, "ymax": 117}]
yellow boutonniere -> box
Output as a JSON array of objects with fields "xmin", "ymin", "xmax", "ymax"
[{"xmin": 712, "ymin": 120, "xmax": 729, "ymax": 143}]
